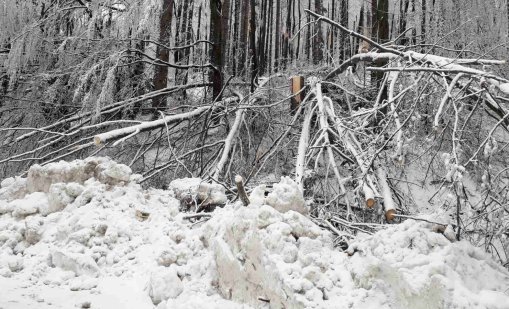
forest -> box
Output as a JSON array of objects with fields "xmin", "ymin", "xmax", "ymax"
[{"xmin": 1, "ymin": 0, "xmax": 509, "ymax": 308}]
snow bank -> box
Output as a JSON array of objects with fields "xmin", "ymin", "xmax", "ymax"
[
  {"xmin": 0, "ymin": 158, "xmax": 508, "ymax": 309},
  {"xmin": 26, "ymin": 157, "xmax": 133, "ymax": 193},
  {"xmin": 0, "ymin": 158, "xmax": 244, "ymax": 308},
  {"xmin": 202, "ymin": 205, "xmax": 509, "ymax": 308}
]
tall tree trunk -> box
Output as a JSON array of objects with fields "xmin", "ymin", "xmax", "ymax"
[
  {"xmin": 313, "ymin": 0, "xmax": 324, "ymax": 64},
  {"xmin": 182, "ymin": 2, "xmax": 194, "ymax": 89},
  {"xmin": 339, "ymin": 0, "xmax": 348, "ymax": 61},
  {"xmin": 410, "ymin": 0, "xmax": 417, "ymax": 45},
  {"xmin": 152, "ymin": 0, "xmax": 174, "ymax": 113},
  {"xmin": 376, "ymin": 0, "xmax": 389, "ymax": 43},
  {"xmin": 296, "ymin": 0, "xmax": 302, "ymax": 61},
  {"xmin": 421, "ymin": 0, "xmax": 426, "ymax": 51},
  {"xmin": 175, "ymin": 1, "xmax": 194, "ymax": 91},
  {"xmin": 248, "ymin": 0, "xmax": 258, "ymax": 90},
  {"xmin": 274, "ymin": 0, "xmax": 281, "ymax": 71},
  {"xmin": 329, "ymin": 0, "xmax": 336, "ymax": 61},
  {"xmin": 282, "ymin": 0, "xmax": 292, "ymax": 69},
  {"xmin": 267, "ymin": 1, "xmax": 274, "ymax": 73},
  {"xmin": 232, "ymin": 0, "xmax": 241, "ymax": 76},
  {"xmin": 209, "ymin": 0, "xmax": 226, "ymax": 101},
  {"xmin": 257, "ymin": 0, "xmax": 268, "ymax": 75},
  {"xmin": 306, "ymin": 0, "xmax": 312, "ymax": 62},
  {"xmin": 399, "ymin": 0, "xmax": 410, "ymax": 45},
  {"xmin": 238, "ymin": 0, "xmax": 249, "ymax": 76}
]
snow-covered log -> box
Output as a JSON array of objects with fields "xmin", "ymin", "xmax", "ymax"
[
  {"xmin": 211, "ymin": 94, "xmax": 244, "ymax": 180},
  {"xmin": 295, "ymin": 102, "xmax": 314, "ymax": 192},
  {"xmin": 376, "ymin": 167, "xmax": 396, "ymax": 221},
  {"xmin": 315, "ymin": 82, "xmax": 350, "ymax": 213},
  {"xmin": 94, "ymin": 105, "xmax": 214, "ymax": 146}
]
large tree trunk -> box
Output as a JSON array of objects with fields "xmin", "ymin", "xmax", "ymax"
[
  {"xmin": 282, "ymin": 0, "xmax": 292, "ymax": 69},
  {"xmin": 339, "ymin": 0, "xmax": 348, "ymax": 62},
  {"xmin": 375, "ymin": 0, "xmax": 389, "ymax": 43},
  {"xmin": 313, "ymin": 0, "xmax": 324, "ymax": 64},
  {"xmin": 209, "ymin": 0, "xmax": 227, "ymax": 101},
  {"xmin": 257, "ymin": 0, "xmax": 268, "ymax": 75},
  {"xmin": 238, "ymin": 0, "xmax": 249, "ymax": 76},
  {"xmin": 152, "ymin": 0, "xmax": 174, "ymax": 113},
  {"xmin": 274, "ymin": 0, "xmax": 281, "ymax": 71},
  {"xmin": 399, "ymin": 0, "xmax": 410, "ymax": 45},
  {"xmin": 248, "ymin": 0, "xmax": 258, "ymax": 90}
]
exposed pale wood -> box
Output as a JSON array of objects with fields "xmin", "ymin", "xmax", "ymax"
[
  {"xmin": 376, "ymin": 167, "xmax": 396, "ymax": 222},
  {"xmin": 290, "ymin": 76, "xmax": 305, "ymax": 114},
  {"xmin": 235, "ymin": 175, "xmax": 250, "ymax": 206}
]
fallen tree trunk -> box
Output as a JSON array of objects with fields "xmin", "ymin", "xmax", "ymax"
[
  {"xmin": 94, "ymin": 104, "xmax": 215, "ymax": 146},
  {"xmin": 376, "ymin": 167, "xmax": 396, "ymax": 221}
]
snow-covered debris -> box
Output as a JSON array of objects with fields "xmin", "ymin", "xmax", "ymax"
[
  {"xmin": 0, "ymin": 158, "xmax": 508, "ymax": 309},
  {"xmin": 169, "ymin": 177, "xmax": 227, "ymax": 211},
  {"xmin": 146, "ymin": 267, "xmax": 183, "ymax": 304},
  {"xmin": 250, "ymin": 176, "xmax": 308, "ymax": 215},
  {"xmin": 51, "ymin": 250, "xmax": 100, "ymax": 277},
  {"xmin": 204, "ymin": 205, "xmax": 334, "ymax": 308},
  {"xmin": 0, "ymin": 177, "xmax": 27, "ymax": 202},
  {"xmin": 24, "ymin": 215, "xmax": 43, "ymax": 245},
  {"xmin": 26, "ymin": 157, "xmax": 132, "ymax": 193},
  {"xmin": 9, "ymin": 192, "xmax": 45, "ymax": 218},
  {"xmin": 346, "ymin": 220, "xmax": 509, "ymax": 309}
]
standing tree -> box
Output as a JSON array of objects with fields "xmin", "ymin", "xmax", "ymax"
[
  {"xmin": 209, "ymin": 0, "xmax": 227, "ymax": 101},
  {"xmin": 152, "ymin": 0, "xmax": 174, "ymax": 113},
  {"xmin": 313, "ymin": 0, "xmax": 324, "ymax": 64}
]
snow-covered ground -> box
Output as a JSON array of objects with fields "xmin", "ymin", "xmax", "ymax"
[{"xmin": 0, "ymin": 157, "xmax": 508, "ymax": 309}]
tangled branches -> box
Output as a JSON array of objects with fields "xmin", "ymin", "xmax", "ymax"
[{"xmin": 1, "ymin": 9, "xmax": 508, "ymax": 267}]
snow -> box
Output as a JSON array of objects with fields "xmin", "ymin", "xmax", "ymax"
[
  {"xmin": 169, "ymin": 177, "xmax": 228, "ymax": 211},
  {"xmin": 0, "ymin": 157, "xmax": 508, "ymax": 309},
  {"xmin": 250, "ymin": 176, "xmax": 309, "ymax": 215}
]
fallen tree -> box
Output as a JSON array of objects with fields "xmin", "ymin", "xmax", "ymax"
[{"xmin": 1, "ymin": 8, "xmax": 508, "ymax": 269}]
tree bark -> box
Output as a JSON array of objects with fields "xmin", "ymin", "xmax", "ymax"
[
  {"xmin": 248, "ymin": 0, "xmax": 258, "ymax": 90},
  {"xmin": 238, "ymin": 0, "xmax": 249, "ymax": 75},
  {"xmin": 152, "ymin": 0, "xmax": 174, "ymax": 113},
  {"xmin": 274, "ymin": 0, "xmax": 281, "ymax": 70},
  {"xmin": 209, "ymin": 0, "xmax": 226, "ymax": 101},
  {"xmin": 313, "ymin": 0, "xmax": 324, "ymax": 64}
]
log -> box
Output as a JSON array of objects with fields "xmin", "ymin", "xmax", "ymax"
[
  {"xmin": 362, "ymin": 182, "xmax": 376, "ymax": 208},
  {"xmin": 295, "ymin": 103, "xmax": 313, "ymax": 192},
  {"xmin": 94, "ymin": 105, "xmax": 214, "ymax": 146},
  {"xmin": 376, "ymin": 167, "xmax": 396, "ymax": 221}
]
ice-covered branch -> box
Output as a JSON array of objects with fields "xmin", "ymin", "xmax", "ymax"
[{"xmin": 94, "ymin": 105, "xmax": 215, "ymax": 145}]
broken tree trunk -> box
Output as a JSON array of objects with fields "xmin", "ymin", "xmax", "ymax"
[
  {"xmin": 295, "ymin": 101, "xmax": 313, "ymax": 192},
  {"xmin": 290, "ymin": 76, "xmax": 305, "ymax": 114}
]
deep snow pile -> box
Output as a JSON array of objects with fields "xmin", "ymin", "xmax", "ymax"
[{"xmin": 0, "ymin": 157, "xmax": 508, "ymax": 309}]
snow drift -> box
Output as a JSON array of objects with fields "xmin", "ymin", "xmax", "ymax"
[{"xmin": 0, "ymin": 157, "xmax": 508, "ymax": 308}]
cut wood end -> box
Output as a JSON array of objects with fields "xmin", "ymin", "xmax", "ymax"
[
  {"xmin": 385, "ymin": 209, "xmax": 396, "ymax": 221},
  {"xmin": 235, "ymin": 175, "xmax": 243, "ymax": 184},
  {"xmin": 93, "ymin": 136, "xmax": 102, "ymax": 146},
  {"xmin": 366, "ymin": 198, "xmax": 376, "ymax": 208}
]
